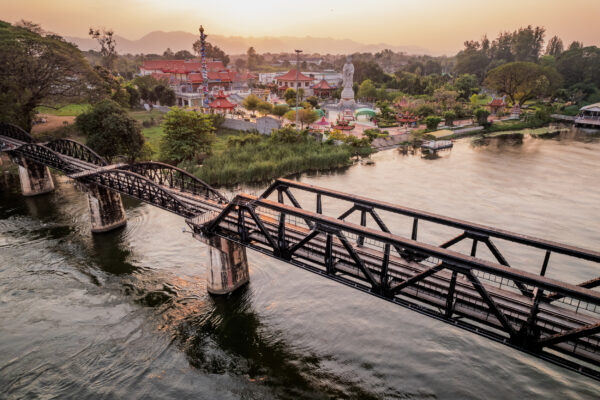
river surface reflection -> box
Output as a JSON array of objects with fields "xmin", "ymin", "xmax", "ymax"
[{"xmin": 1, "ymin": 131, "xmax": 599, "ymax": 399}]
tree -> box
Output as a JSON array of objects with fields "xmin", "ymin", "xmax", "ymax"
[
  {"xmin": 454, "ymin": 49, "xmax": 490, "ymax": 81},
  {"xmin": 234, "ymin": 58, "xmax": 246, "ymax": 70},
  {"xmin": 284, "ymin": 109, "xmax": 318, "ymax": 128},
  {"xmin": 242, "ymin": 94, "xmax": 261, "ymax": 112},
  {"xmin": 76, "ymin": 100, "xmax": 145, "ymax": 163},
  {"xmin": 0, "ymin": 21, "xmax": 101, "ymax": 131},
  {"xmin": 133, "ymin": 75, "xmax": 170, "ymax": 104},
  {"xmin": 484, "ymin": 62, "xmax": 559, "ymax": 106},
  {"xmin": 153, "ymin": 84, "xmax": 176, "ymax": 106},
  {"xmin": 257, "ymin": 101, "xmax": 273, "ymax": 116},
  {"xmin": 284, "ymin": 88, "xmax": 297, "ymax": 103},
  {"xmin": 124, "ymin": 84, "xmax": 140, "ymax": 109},
  {"xmin": 454, "ymin": 74, "xmax": 479, "ymax": 99},
  {"xmin": 160, "ymin": 108, "xmax": 215, "ymax": 163},
  {"xmin": 568, "ymin": 41, "xmax": 583, "ymax": 51},
  {"xmin": 163, "ymin": 48, "xmax": 174, "ymax": 58},
  {"xmin": 443, "ymin": 111, "xmax": 457, "ymax": 126},
  {"xmin": 246, "ymin": 46, "xmax": 259, "ymax": 70},
  {"xmin": 192, "ymin": 41, "xmax": 230, "ymax": 66},
  {"xmin": 272, "ymin": 104, "xmax": 289, "ymax": 119},
  {"xmin": 546, "ymin": 36, "xmax": 564, "ymax": 57},
  {"xmin": 474, "ymin": 108, "xmax": 490, "ymax": 127},
  {"xmin": 305, "ymin": 96, "xmax": 319, "ymax": 109},
  {"xmin": 174, "ymin": 49, "xmax": 194, "ymax": 59},
  {"xmin": 424, "ymin": 116, "xmax": 442, "ymax": 130},
  {"xmin": 89, "ymin": 27, "xmax": 117, "ymax": 70},
  {"xmin": 511, "ymin": 25, "xmax": 545, "ymax": 62},
  {"xmin": 555, "ymin": 46, "xmax": 600, "ymax": 88},
  {"xmin": 357, "ymin": 79, "xmax": 377, "ymax": 101}
]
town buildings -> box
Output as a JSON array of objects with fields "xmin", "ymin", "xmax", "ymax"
[{"xmin": 140, "ymin": 59, "xmax": 256, "ymax": 107}]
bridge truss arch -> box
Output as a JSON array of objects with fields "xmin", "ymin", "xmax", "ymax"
[
  {"xmin": 0, "ymin": 122, "xmax": 33, "ymax": 144},
  {"xmin": 10, "ymin": 143, "xmax": 75, "ymax": 173},
  {"xmin": 122, "ymin": 162, "xmax": 227, "ymax": 204},
  {"xmin": 74, "ymin": 168, "xmax": 198, "ymax": 218},
  {"xmin": 46, "ymin": 139, "xmax": 107, "ymax": 166}
]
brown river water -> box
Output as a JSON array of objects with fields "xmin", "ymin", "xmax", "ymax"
[{"xmin": 1, "ymin": 128, "xmax": 599, "ymax": 399}]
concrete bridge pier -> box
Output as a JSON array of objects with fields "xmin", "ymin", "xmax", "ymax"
[
  {"xmin": 202, "ymin": 235, "xmax": 249, "ymax": 295},
  {"xmin": 86, "ymin": 183, "xmax": 127, "ymax": 233},
  {"xmin": 17, "ymin": 158, "xmax": 55, "ymax": 196}
]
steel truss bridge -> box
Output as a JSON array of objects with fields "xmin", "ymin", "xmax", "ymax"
[{"xmin": 2, "ymin": 122, "xmax": 600, "ymax": 380}]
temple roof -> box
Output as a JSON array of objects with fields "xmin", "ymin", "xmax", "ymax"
[
  {"xmin": 313, "ymin": 79, "xmax": 332, "ymax": 89},
  {"xmin": 209, "ymin": 91, "xmax": 237, "ymax": 109},
  {"xmin": 141, "ymin": 59, "xmax": 225, "ymax": 73},
  {"xmin": 489, "ymin": 97, "xmax": 506, "ymax": 107},
  {"xmin": 276, "ymin": 69, "xmax": 313, "ymax": 81}
]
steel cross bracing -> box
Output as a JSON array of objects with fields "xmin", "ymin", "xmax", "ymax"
[{"xmin": 2, "ymin": 123, "xmax": 600, "ymax": 380}]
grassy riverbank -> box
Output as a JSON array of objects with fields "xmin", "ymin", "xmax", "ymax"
[{"xmin": 185, "ymin": 132, "xmax": 369, "ymax": 186}]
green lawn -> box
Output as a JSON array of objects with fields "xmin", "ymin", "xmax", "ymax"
[
  {"xmin": 36, "ymin": 103, "xmax": 90, "ymax": 116},
  {"xmin": 129, "ymin": 109, "xmax": 166, "ymax": 123},
  {"xmin": 142, "ymin": 126, "xmax": 164, "ymax": 158}
]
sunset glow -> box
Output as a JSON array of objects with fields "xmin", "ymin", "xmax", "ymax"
[{"xmin": 2, "ymin": 0, "xmax": 598, "ymax": 54}]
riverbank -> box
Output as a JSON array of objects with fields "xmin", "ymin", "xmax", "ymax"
[{"xmin": 184, "ymin": 131, "xmax": 371, "ymax": 186}]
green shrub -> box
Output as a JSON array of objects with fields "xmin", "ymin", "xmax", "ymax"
[{"xmin": 424, "ymin": 116, "xmax": 442, "ymax": 130}]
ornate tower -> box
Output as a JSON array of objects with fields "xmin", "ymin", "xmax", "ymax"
[{"xmin": 199, "ymin": 26, "xmax": 209, "ymax": 107}]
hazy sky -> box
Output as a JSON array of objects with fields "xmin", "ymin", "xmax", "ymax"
[{"xmin": 2, "ymin": 0, "xmax": 598, "ymax": 53}]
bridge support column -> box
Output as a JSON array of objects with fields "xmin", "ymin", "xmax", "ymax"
[
  {"xmin": 86, "ymin": 184, "xmax": 127, "ymax": 233},
  {"xmin": 17, "ymin": 158, "xmax": 55, "ymax": 196},
  {"xmin": 204, "ymin": 235, "xmax": 249, "ymax": 295}
]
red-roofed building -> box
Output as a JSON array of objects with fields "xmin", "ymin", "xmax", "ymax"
[
  {"xmin": 209, "ymin": 91, "xmax": 237, "ymax": 113},
  {"xmin": 276, "ymin": 69, "xmax": 314, "ymax": 95},
  {"xmin": 312, "ymin": 79, "xmax": 335, "ymax": 98},
  {"xmin": 139, "ymin": 59, "xmax": 256, "ymax": 107},
  {"xmin": 487, "ymin": 96, "xmax": 507, "ymax": 115}
]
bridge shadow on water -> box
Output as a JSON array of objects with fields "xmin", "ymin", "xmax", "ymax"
[{"xmin": 168, "ymin": 286, "xmax": 389, "ymax": 400}]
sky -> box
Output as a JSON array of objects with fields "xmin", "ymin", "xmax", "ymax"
[{"xmin": 2, "ymin": 0, "xmax": 599, "ymax": 54}]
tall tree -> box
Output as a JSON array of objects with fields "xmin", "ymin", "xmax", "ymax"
[
  {"xmin": 483, "ymin": 61, "xmax": 560, "ymax": 106},
  {"xmin": 511, "ymin": 25, "xmax": 545, "ymax": 62},
  {"xmin": 357, "ymin": 79, "xmax": 377, "ymax": 101},
  {"xmin": 88, "ymin": 27, "xmax": 117, "ymax": 70},
  {"xmin": 545, "ymin": 35, "xmax": 564, "ymax": 57},
  {"xmin": 160, "ymin": 108, "xmax": 215, "ymax": 163},
  {"xmin": 568, "ymin": 41, "xmax": 584, "ymax": 51},
  {"xmin": 0, "ymin": 21, "xmax": 100, "ymax": 131},
  {"xmin": 174, "ymin": 49, "xmax": 194, "ymax": 59},
  {"xmin": 246, "ymin": 46, "xmax": 259, "ymax": 70},
  {"xmin": 76, "ymin": 100, "xmax": 146, "ymax": 163},
  {"xmin": 192, "ymin": 40, "xmax": 230, "ymax": 66}
]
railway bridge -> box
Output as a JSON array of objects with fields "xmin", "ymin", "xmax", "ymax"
[{"xmin": 1, "ymin": 122, "xmax": 600, "ymax": 380}]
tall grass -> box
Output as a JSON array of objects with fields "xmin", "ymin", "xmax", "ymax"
[{"xmin": 189, "ymin": 139, "xmax": 354, "ymax": 186}]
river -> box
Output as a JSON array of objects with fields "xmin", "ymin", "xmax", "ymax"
[{"xmin": 1, "ymin": 130, "xmax": 599, "ymax": 399}]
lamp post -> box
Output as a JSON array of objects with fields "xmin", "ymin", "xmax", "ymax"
[{"xmin": 295, "ymin": 49, "xmax": 302, "ymax": 128}]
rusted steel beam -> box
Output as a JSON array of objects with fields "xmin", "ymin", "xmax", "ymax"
[
  {"xmin": 390, "ymin": 263, "xmax": 444, "ymax": 294},
  {"xmin": 539, "ymin": 322, "xmax": 600, "ymax": 347},
  {"xmin": 274, "ymin": 178, "xmax": 600, "ymax": 263},
  {"xmin": 234, "ymin": 193, "xmax": 600, "ymax": 305},
  {"xmin": 466, "ymin": 272, "xmax": 518, "ymax": 340}
]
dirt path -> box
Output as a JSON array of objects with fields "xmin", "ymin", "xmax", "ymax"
[{"xmin": 31, "ymin": 114, "xmax": 76, "ymax": 134}]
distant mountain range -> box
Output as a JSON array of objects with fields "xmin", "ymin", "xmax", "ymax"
[{"xmin": 65, "ymin": 30, "xmax": 435, "ymax": 56}]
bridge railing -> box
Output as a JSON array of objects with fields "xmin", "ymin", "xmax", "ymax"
[
  {"xmin": 192, "ymin": 192, "xmax": 600, "ymax": 378},
  {"xmin": 259, "ymin": 179, "xmax": 600, "ymax": 293}
]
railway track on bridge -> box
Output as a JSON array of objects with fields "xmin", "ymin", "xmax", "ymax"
[{"xmin": 1, "ymin": 122, "xmax": 600, "ymax": 380}]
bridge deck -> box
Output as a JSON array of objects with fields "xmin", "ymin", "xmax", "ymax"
[{"xmin": 2, "ymin": 126, "xmax": 600, "ymax": 380}]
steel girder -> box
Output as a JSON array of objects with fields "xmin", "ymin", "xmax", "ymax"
[
  {"xmin": 46, "ymin": 139, "xmax": 108, "ymax": 166},
  {"xmin": 0, "ymin": 122, "xmax": 33, "ymax": 143},
  {"xmin": 75, "ymin": 168, "xmax": 197, "ymax": 218},
  {"xmin": 192, "ymin": 193, "xmax": 600, "ymax": 380},
  {"xmin": 121, "ymin": 162, "xmax": 227, "ymax": 204}
]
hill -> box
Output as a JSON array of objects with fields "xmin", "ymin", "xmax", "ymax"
[{"xmin": 66, "ymin": 30, "xmax": 434, "ymax": 56}]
